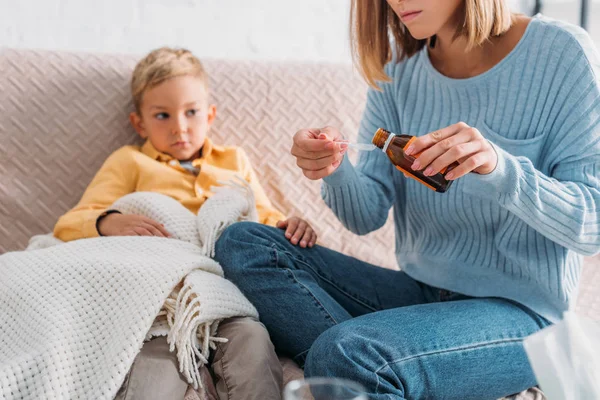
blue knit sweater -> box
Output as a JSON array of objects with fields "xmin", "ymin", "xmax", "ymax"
[{"xmin": 322, "ymin": 16, "xmax": 600, "ymax": 323}]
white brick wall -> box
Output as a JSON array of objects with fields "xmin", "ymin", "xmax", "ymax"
[{"xmin": 1, "ymin": 0, "xmax": 598, "ymax": 62}]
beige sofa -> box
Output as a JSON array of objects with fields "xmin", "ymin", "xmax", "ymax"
[{"xmin": 1, "ymin": 48, "xmax": 598, "ymax": 399}]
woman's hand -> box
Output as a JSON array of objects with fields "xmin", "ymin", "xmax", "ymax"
[
  {"xmin": 276, "ymin": 217, "xmax": 317, "ymax": 248},
  {"xmin": 291, "ymin": 127, "xmax": 348, "ymax": 180},
  {"xmin": 97, "ymin": 213, "xmax": 171, "ymax": 237},
  {"xmin": 405, "ymin": 122, "xmax": 498, "ymax": 180}
]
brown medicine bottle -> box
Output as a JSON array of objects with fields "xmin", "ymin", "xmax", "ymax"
[{"xmin": 371, "ymin": 128, "xmax": 458, "ymax": 193}]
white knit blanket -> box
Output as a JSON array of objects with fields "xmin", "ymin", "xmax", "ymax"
[{"xmin": 0, "ymin": 178, "xmax": 259, "ymax": 399}]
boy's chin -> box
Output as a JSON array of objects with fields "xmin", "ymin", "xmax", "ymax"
[{"xmin": 167, "ymin": 148, "xmax": 202, "ymax": 162}]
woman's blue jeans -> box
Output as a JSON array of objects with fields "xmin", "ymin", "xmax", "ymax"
[{"xmin": 214, "ymin": 222, "xmax": 550, "ymax": 400}]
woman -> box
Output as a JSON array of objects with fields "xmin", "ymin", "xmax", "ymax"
[{"xmin": 214, "ymin": 0, "xmax": 600, "ymax": 398}]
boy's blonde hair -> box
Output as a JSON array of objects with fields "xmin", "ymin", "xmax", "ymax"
[
  {"xmin": 350, "ymin": 0, "xmax": 512, "ymax": 89},
  {"xmin": 131, "ymin": 47, "xmax": 208, "ymax": 112}
]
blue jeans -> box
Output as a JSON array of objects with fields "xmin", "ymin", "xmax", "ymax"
[{"xmin": 214, "ymin": 222, "xmax": 551, "ymax": 400}]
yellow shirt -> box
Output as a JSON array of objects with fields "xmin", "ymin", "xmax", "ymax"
[{"xmin": 54, "ymin": 138, "xmax": 285, "ymax": 241}]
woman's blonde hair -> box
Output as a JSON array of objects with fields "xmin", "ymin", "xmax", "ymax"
[
  {"xmin": 131, "ymin": 47, "xmax": 208, "ymax": 112},
  {"xmin": 350, "ymin": 0, "xmax": 512, "ymax": 89}
]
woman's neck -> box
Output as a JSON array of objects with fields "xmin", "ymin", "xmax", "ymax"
[{"xmin": 428, "ymin": 14, "xmax": 530, "ymax": 79}]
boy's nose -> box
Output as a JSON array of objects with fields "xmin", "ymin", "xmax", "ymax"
[{"xmin": 171, "ymin": 116, "xmax": 188, "ymax": 134}]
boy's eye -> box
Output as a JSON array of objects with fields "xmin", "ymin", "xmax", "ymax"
[
  {"xmin": 186, "ymin": 109, "xmax": 198, "ymax": 117},
  {"xmin": 155, "ymin": 112, "xmax": 169, "ymax": 120}
]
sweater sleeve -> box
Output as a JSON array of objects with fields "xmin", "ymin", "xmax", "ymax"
[
  {"xmin": 321, "ymin": 66, "xmax": 403, "ymax": 235},
  {"xmin": 53, "ymin": 147, "xmax": 138, "ymax": 241},
  {"xmin": 462, "ymin": 40, "xmax": 600, "ymax": 256}
]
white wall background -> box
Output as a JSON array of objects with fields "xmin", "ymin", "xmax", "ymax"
[
  {"xmin": 0, "ymin": 0, "xmax": 352, "ymax": 62},
  {"xmin": 1, "ymin": 0, "xmax": 599, "ymax": 62}
]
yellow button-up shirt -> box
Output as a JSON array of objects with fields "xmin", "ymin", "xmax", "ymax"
[{"xmin": 54, "ymin": 138, "xmax": 285, "ymax": 242}]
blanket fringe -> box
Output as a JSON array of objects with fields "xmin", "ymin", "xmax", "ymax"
[
  {"xmin": 165, "ymin": 283, "xmax": 228, "ymax": 389},
  {"xmin": 199, "ymin": 176, "xmax": 258, "ymax": 257}
]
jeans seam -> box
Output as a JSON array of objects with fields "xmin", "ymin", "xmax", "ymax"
[
  {"xmin": 285, "ymin": 267, "xmax": 339, "ymax": 325},
  {"xmin": 275, "ymin": 246, "xmax": 380, "ymax": 313},
  {"xmin": 375, "ymin": 365, "xmax": 384, "ymax": 396},
  {"xmin": 374, "ymin": 336, "xmax": 527, "ymax": 376},
  {"xmin": 270, "ymin": 244, "xmax": 339, "ymax": 324}
]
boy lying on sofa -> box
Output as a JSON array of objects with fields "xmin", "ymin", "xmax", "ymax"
[{"xmin": 54, "ymin": 47, "xmax": 317, "ymax": 400}]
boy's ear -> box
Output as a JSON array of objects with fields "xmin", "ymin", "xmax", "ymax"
[
  {"xmin": 129, "ymin": 112, "xmax": 147, "ymax": 139},
  {"xmin": 207, "ymin": 105, "xmax": 217, "ymax": 126}
]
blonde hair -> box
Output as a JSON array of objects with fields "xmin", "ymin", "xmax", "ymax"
[
  {"xmin": 131, "ymin": 47, "xmax": 208, "ymax": 112},
  {"xmin": 350, "ymin": 0, "xmax": 512, "ymax": 89}
]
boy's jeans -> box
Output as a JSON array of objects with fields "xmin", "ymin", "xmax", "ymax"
[{"xmin": 214, "ymin": 222, "xmax": 551, "ymax": 400}]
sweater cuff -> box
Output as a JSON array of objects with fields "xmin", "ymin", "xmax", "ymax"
[
  {"xmin": 461, "ymin": 142, "xmax": 520, "ymax": 201},
  {"xmin": 322, "ymin": 156, "xmax": 356, "ymax": 188}
]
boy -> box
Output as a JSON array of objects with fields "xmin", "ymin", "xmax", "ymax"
[{"xmin": 54, "ymin": 47, "xmax": 316, "ymax": 400}]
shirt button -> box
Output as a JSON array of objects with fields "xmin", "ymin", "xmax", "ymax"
[
  {"xmin": 169, "ymin": 160, "xmax": 177, "ymax": 166},
  {"xmin": 196, "ymin": 187, "xmax": 203, "ymax": 196}
]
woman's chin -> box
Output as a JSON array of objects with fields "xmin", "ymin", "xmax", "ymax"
[{"xmin": 405, "ymin": 27, "xmax": 435, "ymax": 41}]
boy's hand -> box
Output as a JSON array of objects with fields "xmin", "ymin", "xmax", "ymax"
[
  {"xmin": 276, "ymin": 217, "xmax": 317, "ymax": 248},
  {"xmin": 97, "ymin": 213, "xmax": 171, "ymax": 237}
]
